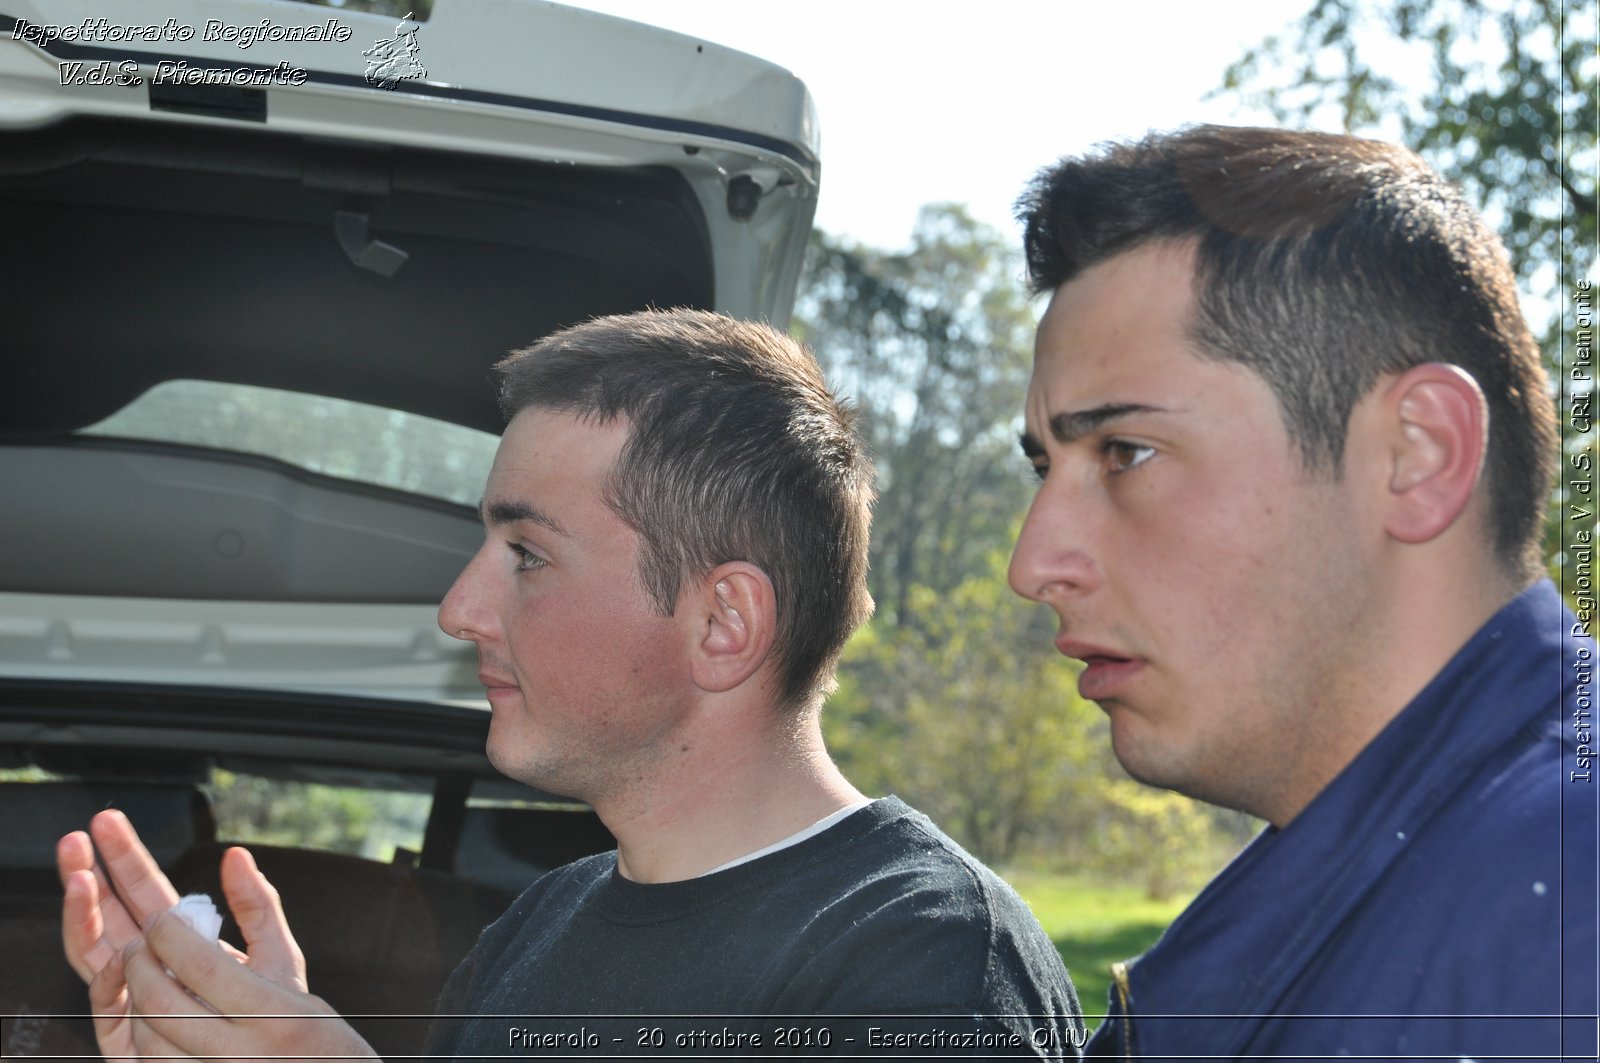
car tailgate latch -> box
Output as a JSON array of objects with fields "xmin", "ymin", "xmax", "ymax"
[{"xmin": 334, "ymin": 211, "xmax": 409, "ymax": 278}]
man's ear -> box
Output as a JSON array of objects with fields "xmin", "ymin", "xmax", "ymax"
[
  {"xmin": 1379, "ymin": 363, "xmax": 1488, "ymax": 545},
  {"xmin": 687, "ymin": 562, "xmax": 777, "ymax": 694}
]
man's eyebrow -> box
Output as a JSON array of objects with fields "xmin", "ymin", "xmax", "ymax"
[
  {"xmin": 479, "ymin": 497, "xmax": 571, "ymax": 537},
  {"xmin": 1043, "ymin": 403, "xmax": 1171, "ymax": 445},
  {"xmin": 1018, "ymin": 403, "xmax": 1171, "ymax": 457},
  {"xmin": 1055, "ymin": 403, "xmax": 1170, "ymax": 443}
]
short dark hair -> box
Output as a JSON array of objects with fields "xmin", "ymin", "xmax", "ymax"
[
  {"xmin": 496, "ymin": 308, "xmax": 875, "ymax": 708},
  {"xmin": 1017, "ymin": 125, "xmax": 1557, "ymax": 579}
]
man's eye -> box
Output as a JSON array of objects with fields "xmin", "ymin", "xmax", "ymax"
[
  {"xmin": 508, "ymin": 543, "xmax": 548, "ymax": 572},
  {"xmin": 1104, "ymin": 440, "xmax": 1155, "ymax": 473}
]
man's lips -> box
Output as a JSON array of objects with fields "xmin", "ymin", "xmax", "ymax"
[
  {"xmin": 1054, "ymin": 639, "xmax": 1143, "ymax": 701},
  {"xmin": 478, "ymin": 672, "xmax": 519, "ymax": 699}
]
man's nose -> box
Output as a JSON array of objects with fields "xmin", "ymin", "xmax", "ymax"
[
  {"xmin": 1008, "ymin": 485, "xmax": 1102, "ymax": 604},
  {"xmin": 438, "ymin": 546, "xmax": 494, "ymax": 643}
]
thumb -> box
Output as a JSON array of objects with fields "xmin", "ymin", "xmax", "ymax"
[{"xmin": 219, "ymin": 846, "xmax": 308, "ymax": 992}]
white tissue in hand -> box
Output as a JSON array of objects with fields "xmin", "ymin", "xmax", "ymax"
[{"xmin": 171, "ymin": 893, "xmax": 223, "ymax": 941}]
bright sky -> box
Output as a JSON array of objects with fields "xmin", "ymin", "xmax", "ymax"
[{"xmin": 565, "ymin": 0, "xmax": 1311, "ymax": 250}]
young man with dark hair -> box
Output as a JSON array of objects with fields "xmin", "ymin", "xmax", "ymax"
[
  {"xmin": 1009, "ymin": 125, "xmax": 1595, "ymax": 1059},
  {"xmin": 60, "ymin": 309, "xmax": 1084, "ymax": 1059}
]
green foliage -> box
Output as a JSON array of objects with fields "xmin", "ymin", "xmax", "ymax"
[
  {"xmin": 203, "ymin": 769, "xmax": 428, "ymax": 862},
  {"xmin": 825, "ymin": 549, "xmax": 1096, "ymax": 867},
  {"xmin": 0, "ymin": 765, "xmax": 60, "ymax": 782},
  {"xmin": 1085, "ymin": 781, "xmax": 1238, "ymax": 902}
]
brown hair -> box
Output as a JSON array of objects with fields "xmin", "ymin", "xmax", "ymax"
[
  {"xmin": 496, "ymin": 309, "xmax": 875, "ymax": 707},
  {"xmin": 1018, "ymin": 125, "xmax": 1556, "ymax": 578}
]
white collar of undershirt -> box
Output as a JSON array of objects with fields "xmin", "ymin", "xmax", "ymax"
[{"xmin": 700, "ymin": 799, "xmax": 874, "ymax": 877}]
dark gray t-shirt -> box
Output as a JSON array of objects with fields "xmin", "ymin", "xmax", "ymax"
[{"xmin": 428, "ymin": 797, "xmax": 1084, "ymax": 1058}]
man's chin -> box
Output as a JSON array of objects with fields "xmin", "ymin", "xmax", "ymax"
[
  {"xmin": 1107, "ymin": 714, "xmax": 1185, "ymax": 793},
  {"xmin": 1110, "ymin": 728, "xmax": 1258, "ymax": 816},
  {"xmin": 484, "ymin": 741, "xmax": 580, "ymax": 800},
  {"xmin": 484, "ymin": 730, "xmax": 533, "ymax": 782},
  {"xmin": 484, "ymin": 740, "xmax": 513, "ymax": 780}
]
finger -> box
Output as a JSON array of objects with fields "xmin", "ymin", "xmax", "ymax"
[
  {"xmin": 87, "ymin": 950, "xmax": 138, "ymax": 1063},
  {"xmin": 90, "ymin": 862, "xmax": 146, "ymax": 955},
  {"xmin": 87, "ymin": 945, "xmax": 128, "ymax": 1018},
  {"xmin": 58, "ymin": 830, "xmax": 139, "ymax": 950},
  {"xmin": 60, "ymin": 830, "xmax": 144, "ymax": 953},
  {"xmin": 56, "ymin": 829, "xmax": 95, "ymax": 888},
  {"xmin": 128, "ymin": 1015, "xmax": 190, "ymax": 1063},
  {"xmin": 144, "ymin": 910, "xmax": 274, "ymax": 1018},
  {"xmin": 122, "ymin": 932, "xmax": 222, "ymax": 1025},
  {"xmin": 90, "ymin": 809, "xmax": 180, "ymax": 925},
  {"xmin": 131, "ymin": 1003, "xmax": 230, "ymax": 1062},
  {"xmin": 75, "ymin": 842, "xmax": 158, "ymax": 961},
  {"xmin": 220, "ymin": 846, "xmax": 308, "ymax": 991},
  {"xmin": 62, "ymin": 868, "xmax": 113, "ymax": 983},
  {"xmin": 60, "ymin": 831, "xmax": 136, "ymax": 969},
  {"xmin": 126, "ymin": 925, "xmax": 246, "ymax": 1062}
]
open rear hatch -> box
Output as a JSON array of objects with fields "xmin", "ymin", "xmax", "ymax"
[
  {"xmin": 0, "ymin": 6, "xmax": 819, "ymax": 1054},
  {"xmin": 0, "ymin": 0, "xmax": 818, "ymax": 695}
]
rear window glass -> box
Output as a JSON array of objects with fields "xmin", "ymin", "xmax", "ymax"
[
  {"xmin": 204, "ymin": 769, "xmax": 429, "ymax": 862},
  {"xmin": 80, "ymin": 380, "xmax": 497, "ymax": 507}
]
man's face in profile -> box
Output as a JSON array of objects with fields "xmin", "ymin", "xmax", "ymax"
[
  {"xmin": 1008, "ymin": 241, "xmax": 1382, "ymax": 822},
  {"xmin": 437, "ymin": 409, "xmax": 691, "ymax": 801}
]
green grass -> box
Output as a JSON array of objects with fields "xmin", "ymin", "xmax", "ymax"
[{"xmin": 1002, "ymin": 870, "xmax": 1194, "ymax": 1023}]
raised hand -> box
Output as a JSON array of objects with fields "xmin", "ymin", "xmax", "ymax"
[{"xmin": 58, "ymin": 810, "xmax": 342, "ymax": 1061}]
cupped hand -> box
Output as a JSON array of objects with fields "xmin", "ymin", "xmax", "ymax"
[{"xmin": 59, "ymin": 810, "xmax": 320, "ymax": 1060}]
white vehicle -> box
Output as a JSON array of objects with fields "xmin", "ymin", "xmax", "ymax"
[{"xmin": 0, "ymin": 2, "xmax": 818, "ymax": 1055}]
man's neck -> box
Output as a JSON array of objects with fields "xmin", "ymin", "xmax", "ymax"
[
  {"xmin": 1260, "ymin": 561, "xmax": 1529, "ymax": 829},
  {"xmin": 593, "ymin": 708, "xmax": 866, "ymax": 884}
]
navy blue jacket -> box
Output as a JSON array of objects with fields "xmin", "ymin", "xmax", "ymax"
[{"xmin": 1087, "ymin": 581, "xmax": 1597, "ymax": 1061}]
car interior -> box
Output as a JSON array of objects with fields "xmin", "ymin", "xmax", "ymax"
[{"xmin": 0, "ymin": 705, "xmax": 616, "ymax": 1058}]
